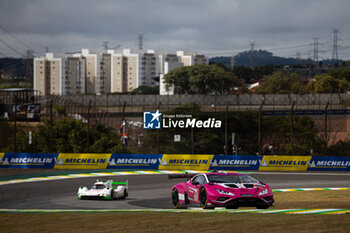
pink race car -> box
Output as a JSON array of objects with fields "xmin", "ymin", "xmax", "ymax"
[{"xmin": 169, "ymin": 171, "xmax": 274, "ymax": 209}]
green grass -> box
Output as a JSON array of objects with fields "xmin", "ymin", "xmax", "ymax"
[
  {"xmin": 0, "ymin": 212, "xmax": 349, "ymax": 233},
  {"xmin": 1, "ymin": 191, "xmax": 350, "ymax": 233}
]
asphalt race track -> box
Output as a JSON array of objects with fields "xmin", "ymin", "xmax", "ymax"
[{"xmin": 0, "ymin": 172, "xmax": 350, "ymax": 210}]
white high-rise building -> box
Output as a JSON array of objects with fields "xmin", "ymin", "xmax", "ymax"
[
  {"xmin": 159, "ymin": 51, "xmax": 209, "ymax": 95},
  {"xmin": 33, "ymin": 49, "xmax": 208, "ymax": 95}
]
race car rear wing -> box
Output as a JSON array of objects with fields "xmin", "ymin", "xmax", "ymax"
[
  {"xmin": 106, "ymin": 180, "xmax": 128, "ymax": 190},
  {"xmin": 168, "ymin": 174, "xmax": 196, "ymax": 180}
]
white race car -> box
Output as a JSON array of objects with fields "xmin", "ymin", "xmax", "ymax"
[{"xmin": 78, "ymin": 180, "xmax": 128, "ymax": 200}]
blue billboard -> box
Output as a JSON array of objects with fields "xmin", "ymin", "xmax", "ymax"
[
  {"xmin": 209, "ymin": 155, "xmax": 263, "ymax": 171},
  {"xmin": 107, "ymin": 154, "xmax": 162, "ymax": 169},
  {"xmin": 307, "ymin": 156, "xmax": 350, "ymax": 171},
  {"xmin": 0, "ymin": 153, "xmax": 58, "ymax": 168}
]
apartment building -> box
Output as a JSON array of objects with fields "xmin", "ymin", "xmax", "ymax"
[
  {"xmin": 159, "ymin": 54, "xmax": 183, "ymax": 95},
  {"xmin": 34, "ymin": 53, "xmax": 87, "ymax": 95},
  {"xmin": 100, "ymin": 53, "xmax": 111, "ymax": 95},
  {"xmin": 34, "ymin": 53, "xmax": 64, "ymax": 95},
  {"xmin": 111, "ymin": 49, "xmax": 158, "ymax": 93},
  {"xmin": 81, "ymin": 49, "xmax": 98, "ymax": 94},
  {"xmin": 111, "ymin": 49, "xmax": 139, "ymax": 93},
  {"xmin": 63, "ymin": 57, "xmax": 86, "ymax": 95},
  {"xmin": 176, "ymin": 51, "xmax": 208, "ymax": 66},
  {"xmin": 159, "ymin": 51, "xmax": 209, "ymax": 95},
  {"xmin": 34, "ymin": 49, "xmax": 207, "ymax": 95}
]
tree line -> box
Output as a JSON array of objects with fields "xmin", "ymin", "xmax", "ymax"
[{"xmin": 163, "ymin": 64, "xmax": 350, "ymax": 95}]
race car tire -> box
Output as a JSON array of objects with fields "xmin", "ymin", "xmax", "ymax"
[
  {"xmin": 200, "ymin": 188, "xmax": 214, "ymax": 209},
  {"xmin": 184, "ymin": 192, "xmax": 189, "ymax": 205},
  {"xmin": 171, "ymin": 188, "xmax": 180, "ymax": 209},
  {"xmin": 120, "ymin": 190, "xmax": 128, "ymax": 199},
  {"xmin": 111, "ymin": 189, "xmax": 115, "ymax": 200}
]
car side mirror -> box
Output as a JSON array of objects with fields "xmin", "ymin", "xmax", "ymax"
[{"xmin": 192, "ymin": 181, "xmax": 199, "ymax": 185}]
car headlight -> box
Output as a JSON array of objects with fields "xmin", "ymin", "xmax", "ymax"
[
  {"xmin": 259, "ymin": 189, "xmax": 268, "ymax": 196},
  {"xmin": 216, "ymin": 189, "xmax": 235, "ymax": 196}
]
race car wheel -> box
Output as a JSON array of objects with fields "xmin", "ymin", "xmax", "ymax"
[
  {"xmin": 120, "ymin": 190, "xmax": 128, "ymax": 199},
  {"xmin": 200, "ymin": 188, "xmax": 214, "ymax": 209},
  {"xmin": 184, "ymin": 192, "xmax": 189, "ymax": 205},
  {"xmin": 171, "ymin": 188, "xmax": 180, "ymax": 209},
  {"xmin": 111, "ymin": 189, "xmax": 115, "ymax": 200}
]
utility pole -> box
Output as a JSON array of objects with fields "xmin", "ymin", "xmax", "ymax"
[
  {"xmin": 13, "ymin": 94, "xmax": 17, "ymax": 153},
  {"xmin": 324, "ymin": 102, "xmax": 329, "ymax": 155},
  {"xmin": 249, "ymin": 41, "xmax": 255, "ymax": 68},
  {"xmin": 230, "ymin": 53, "xmax": 235, "ymax": 71},
  {"xmin": 50, "ymin": 100, "xmax": 53, "ymax": 153},
  {"xmin": 225, "ymin": 105, "xmax": 228, "ymax": 155},
  {"xmin": 157, "ymin": 102, "xmax": 161, "ymax": 154},
  {"xmin": 87, "ymin": 100, "xmax": 91, "ymax": 152},
  {"xmin": 138, "ymin": 34, "xmax": 144, "ymax": 50},
  {"xmin": 332, "ymin": 28, "xmax": 340, "ymax": 62},
  {"xmin": 296, "ymin": 52, "xmax": 301, "ymax": 64},
  {"xmin": 102, "ymin": 41, "xmax": 109, "ymax": 50},
  {"xmin": 191, "ymin": 103, "xmax": 194, "ymax": 154},
  {"xmin": 26, "ymin": 50, "xmax": 33, "ymax": 88},
  {"xmin": 312, "ymin": 38, "xmax": 320, "ymax": 62},
  {"xmin": 290, "ymin": 101, "xmax": 296, "ymax": 155},
  {"xmin": 258, "ymin": 99, "xmax": 264, "ymax": 155},
  {"xmin": 122, "ymin": 101, "xmax": 126, "ymax": 152}
]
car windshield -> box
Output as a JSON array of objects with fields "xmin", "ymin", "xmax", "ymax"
[
  {"xmin": 207, "ymin": 174, "xmax": 259, "ymax": 184},
  {"xmin": 92, "ymin": 184, "xmax": 105, "ymax": 190}
]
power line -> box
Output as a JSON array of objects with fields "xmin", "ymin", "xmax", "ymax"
[
  {"xmin": 260, "ymin": 43, "xmax": 310, "ymax": 51},
  {"xmin": 0, "ymin": 37, "xmax": 24, "ymax": 56},
  {"xmin": 0, "ymin": 24, "xmax": 41, "ymax": 56},
  {"xmin": 0, "ymin": 51, "xmax": 7, "ymax": 57},
  {"xmin": 0, "ymin": 24, "xmax": 31, "ymax": 50}
]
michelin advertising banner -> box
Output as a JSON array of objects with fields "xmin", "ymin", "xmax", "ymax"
[
  {"xmin": 158, "ymin": 154, "xmax": 213, "ymax": 170},
  {"xmin": 53, "ymin": 153, "xmax": 110, "ymax": 169},
  {"xmin": 0, "ymin": 153, "xmax": 58, "ymax": 168},
  {"xmin": 107, "ymin": 154, "xmax": 162, "ymax": 169},
  {"xmin": 1, "ymin": 153, "xmax": 350, "ymax": 171},
  {"xmin": 210, "ymin": 155, "xmax": 262, "ymax": 170},
  {"xmin": 307, "ymin": 156, "xmax": 350, "ymax": 171},
  {"xmin": 259, "ymin": 155, "xmax": 312, "ymax": 171}
]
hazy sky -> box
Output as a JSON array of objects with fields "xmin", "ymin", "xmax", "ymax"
[{"xmin": 1, "ymin": 0, "xmax": 350, "ymax": 59}]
